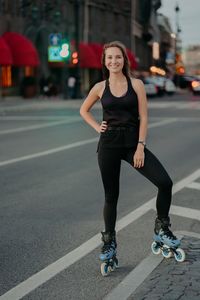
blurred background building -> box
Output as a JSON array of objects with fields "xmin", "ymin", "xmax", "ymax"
[
  {"xmin": 182, "ymin": 45, "xmax": 200, "ymax": 75},
  {"xmin": 0, "ymin": 0, "xmax": 180, "ymax": 99}
]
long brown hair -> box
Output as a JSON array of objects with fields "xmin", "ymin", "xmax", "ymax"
[{"xmin": 101, "ymin": 41, "xmax": 131, "ymax": 79}]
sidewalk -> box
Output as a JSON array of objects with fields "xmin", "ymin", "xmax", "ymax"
[
  {"xmin": 129, "ymin": 233, "xmax": 200, "ymax": 300},
  {"xmin": 103, "ymin": 232, "xmax": 200, "ymax": 300}
]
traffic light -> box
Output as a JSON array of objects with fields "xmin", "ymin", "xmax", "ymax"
[
  {"xmin": 60, "ymin": 40, "xmax": 70, "ymax": 60},
  {"xmin": 72, "ymin": 51, "xmax": 79, "ymax": 64}
]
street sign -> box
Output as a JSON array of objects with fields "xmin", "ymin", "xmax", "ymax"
[
  {"xmin": 49, "ymin": 33, "xmax": 62, "ymax": 46},
  {"xmin": 48, "ymin": 46, "xmax": 62, "ymax": 62}
]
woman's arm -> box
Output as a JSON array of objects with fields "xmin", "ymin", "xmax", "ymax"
[
  {"xmin": 131, "ymin": 78, "xmax": 148, "ymax": 168},
  {"xmin": 80, "ymin": 82, "xmax": 107, "ymax": 133},
  {"xmin": 132, "ymin": 78, "xmax": 148, "ymax": 147}
]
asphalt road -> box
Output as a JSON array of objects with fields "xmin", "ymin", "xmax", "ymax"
[{"xmin": 0, "ymin": 92, "xmax": 200, "ymax": 300}]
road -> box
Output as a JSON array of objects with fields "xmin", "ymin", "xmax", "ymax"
[{"xmin": 0, "ymin": 92, "xmax": 200, "ymax": 299}]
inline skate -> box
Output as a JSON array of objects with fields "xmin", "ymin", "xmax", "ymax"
[
  {"xmin": 151, "ymin": 217, "xmax": 185, "ymax": 262},
  {"xmin": 99, "ymin": 231, "xmax": 118, "ymax": 276}
]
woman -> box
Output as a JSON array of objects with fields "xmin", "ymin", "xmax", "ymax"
[{"xmin": 80, "ymin": 41, "xmax": 181, "ymax": 270}]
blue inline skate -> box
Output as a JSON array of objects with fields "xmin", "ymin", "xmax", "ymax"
[
  {"xmin": 99, "ymin": 231, "xmax": 118, "ymax": 276},
  {"xmin": 151, "ymin": 217, "xmax": 185, "ymax": 262}
]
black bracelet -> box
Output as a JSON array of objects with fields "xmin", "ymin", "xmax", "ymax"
[{"xmin": 138, "ymin": 141, "xmax": 146, "ymax": 147}]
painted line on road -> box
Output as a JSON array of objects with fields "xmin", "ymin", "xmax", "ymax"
[
  {"xmin": 0, "ymin": 117, "xmax": 82, "ymax": 135},
  {"xmin": 103, "ymin": 253, "xmax": 164, "ymax": 300},
  {"xmin": 0, "ymin": 116, "xmax": 71, "ymax": 120},
  {"xmin": 186, "ymin": 181, "xmax": 200, "ymax": 191},
  {"xmin": 0, "ymin": 118, "xmax": 177, "ymax": 167},
  {"xmin": 104, "ymin": 230, "xmax": 200, "ymax": 300},
  {"xmin": 147, "ymin": 118, "xmax": 177, "ymax": 128},
  {"xmin": 0, "ymin": 169, "xmax": 199, "ymax": 300},
  {"xmin": 0, "ymin": 138, "xmax": 99, "ymax": 167},
  {"xmin": 170, "ymin": 205, "xmax": 200, "ymax": 221}
]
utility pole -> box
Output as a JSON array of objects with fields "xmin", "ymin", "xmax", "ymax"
[
  {"xmin": 74, "ymin": 0, "xmax": 82, "ymax": 98},
  {"xmin": 175, "ymin": 2, "xmax": 181, "ymax": 86}
]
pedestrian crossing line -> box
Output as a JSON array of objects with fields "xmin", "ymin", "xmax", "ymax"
[
  {"xmin": 170, "ymin": 205, "xmax": 200, "ymax": 221},
  {"xmin": 186, "ymin": 181, "xmax": 200, "ymax": 190},
  {"xmin": 0, "ymin": 169, "xmax": 199, "ymax": 300},
  {"xmin": 103, "ymin": 252, "xmax": 164, "ymax": 300}
]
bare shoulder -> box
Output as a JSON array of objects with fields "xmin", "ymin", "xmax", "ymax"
[
  {"xmin": 130, "ymin": 78, "xmax": 144, "ymax": 92},
  {"xmin": 93, "ymin": 80, "xmax": 106, "ymax": 98}
]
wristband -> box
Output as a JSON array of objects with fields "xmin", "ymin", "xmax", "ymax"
[{"xmin": 138, "ymin": 141, "xmax": 146, "ymax": 147}]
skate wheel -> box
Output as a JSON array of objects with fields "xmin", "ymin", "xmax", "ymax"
[
  {"xmin": 174, "ymin": 248, "xmax": 186, "ymax": 262},
  {"xmin": 101, "ymin": 262, "xmax": 109, "ymax": 276},
  {"xmin": 151, "ymin": 241, "xmax": 161, "ymax": 255},
  {"xmin": 108, "ymin": 265, "xmax": 113, "ymax": 272},
  {"xmin": 162, "ymin": 247, "xmax": 173, "ymax": 259}
]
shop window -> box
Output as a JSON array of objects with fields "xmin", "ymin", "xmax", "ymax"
[
  {"xmin": 25, "ymin": 66, "xmax": 34, "ymax": 77},
  {"xmin": 0, "ymin": 66, "xmax": 12, "ymax": 87}
]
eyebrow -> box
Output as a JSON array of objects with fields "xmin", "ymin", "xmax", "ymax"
[{"xmin": 106, "ymin": 54, "xmax": 123, "ymax": 57}]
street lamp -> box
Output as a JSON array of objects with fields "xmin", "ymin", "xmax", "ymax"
[
  {"xmin": 74, "ymin": 0, "xmax": 82, "ymax": 99},
  {"xmin": 174, "ymin": 2, "xmax": 182, "ymax": 86}
]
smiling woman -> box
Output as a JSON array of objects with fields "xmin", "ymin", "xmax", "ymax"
[{"xmin": 80, "ymin": 40, "xmax": 185, "ymax": 276}]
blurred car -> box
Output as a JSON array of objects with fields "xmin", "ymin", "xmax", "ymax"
[
  {"xmin": 191, "ymin": 79, "xmax": 200, "ymax": 95},
  {"xmin": 145, "ymin": 76, "xmax": 165, "ymax": 96},
  {"xmin": 142, "ymin": 78, "xmax": 158, "ymax": 97},
  {"xmin": 165, "ymin": 79, "xmax": 176, "ymax": 95},
  {"xmin": 179, "ymin": 75, "xmax": 196, "ymax": 89}
]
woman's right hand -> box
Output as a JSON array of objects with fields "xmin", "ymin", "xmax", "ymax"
[{"xmin": 99, "ymin": 121, "xmax": 108, "ymax": 133}]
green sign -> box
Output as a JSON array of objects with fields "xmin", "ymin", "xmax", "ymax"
[{"xmin": 48, "ymin": 46, "xmax": 63, "ymax": 62}]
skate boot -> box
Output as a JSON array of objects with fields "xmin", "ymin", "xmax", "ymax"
[
  {"xmin": 99, "ymin": 231, "xmax": 118, "ymax": 276},
  {"xmin": 151, "ymin": 217, "xmax": 185, "ymax": 262}
]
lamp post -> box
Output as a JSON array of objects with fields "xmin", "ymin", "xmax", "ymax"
[
  {"xmin": 175, "ymin": 2, "xmax": 181, "ymax": 86},
  {"xmin": 74, "ymin": 0, "xmax": 82, "ymax": 98}
]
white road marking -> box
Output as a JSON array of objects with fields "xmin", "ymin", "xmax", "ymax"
[
  {"xmin": 148, "ymin": 101, "xmax": 200, "ymax": 110},
  {"xmin": 170, "ymin": 205, "xmax": 200, "ymax": 221},
  {"xmin": 103, "ymin": 253, "xmax": 164, "ymax": 300},
  {"xmin": 0, "ymin": 118, "xmax": 82, "ymax": 135},
  {"xmin": 0, "ymin": 116, "xmax": 68, "ymax": 120},
  {"xmin": 0, "ymin": 169, "xmax": 199, "ymax": 300},
  {"xmin": 186, "ymin": 181, "xmax": 200, "ymax": 190},
  {"xmin": 0, "ymin": 118, "xmax": 177, "ymax": 167},
  {"xmin": 148, "ymin": 118, "xmax": 177, "ymax": 128},
  {"xmin": 0, "ymin": 138, "xmax": 99, "ymax": 167}
]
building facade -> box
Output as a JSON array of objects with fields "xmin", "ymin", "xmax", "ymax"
[{"xmin": 0, "ymin": 0, "xmax": 167, "ymax": 98}]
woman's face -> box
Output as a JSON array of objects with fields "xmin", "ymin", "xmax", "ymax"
[{"xmin": 104, "ymin": 47, "xmax": 124, "ymax": 74}]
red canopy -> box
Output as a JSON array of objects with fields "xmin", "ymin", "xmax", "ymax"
[
  {"xmin": 89, "ymin": 43, "xmax": 103, "ymax": 69},
  {"xmin": 2, "ymin": 32, "xmax": 40, "ymax": 67},
  {"xmin": 0, "ymin": 37, "xmax": 13, "ymax": 65},
  {"xmin": 126, "ymin": 48, "xmax": 137, "ymax": 69},
  {"xmin": 79, "ymin": 42, "xmax": 100, "ymax": 68}
]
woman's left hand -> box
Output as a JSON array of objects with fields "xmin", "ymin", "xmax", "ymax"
[{"xmin": 133, "ymin": 147, "xmax": 145, "ymax": 168}]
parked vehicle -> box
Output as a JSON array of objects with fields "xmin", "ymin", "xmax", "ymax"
[
  {"xmin": 165, "ymin": 79, "xmax": 176, "ymax": 95},
  {"xmin": 191, "ymin": 79, "xmax": 200, "ymax": 95},
  {"xmin": 142, "ymin": 78, "xmax": 158, "ymax": 97},
  {"xmin": 145, "ymin": 76, "xmax": 165, "ymax": 96}
]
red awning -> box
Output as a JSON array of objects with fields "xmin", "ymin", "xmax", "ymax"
[
  {"xmin": 0, "ymin": 37, "xmax": 13, "ymax": 65},
  {"xmin": 89, "ymin": 43, "xmax": 103, "ymax": 69},
  {"xmin": 79, "ymin": 42, "xmax": 100, "ymax": 68},
  {"xmin": 2, "ymin": 32, "xmax": 40, "ymax": 67},
  {"xmin": 126, "ymin": 49, "xmax": 137, "ymax": 69}
]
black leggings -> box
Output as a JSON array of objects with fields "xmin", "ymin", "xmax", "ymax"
[{"xmin": 98, "ymin": 147, "xmax": 173, "ymax": 232}]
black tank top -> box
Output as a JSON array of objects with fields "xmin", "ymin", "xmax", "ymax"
[
  {"xmin": 98, "ymin": 77, "xmax": 140, "ymax": 148},
  {"xmin": 101, "ymin": 76, "xmax": 139, "ymax": 127}
]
